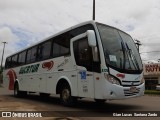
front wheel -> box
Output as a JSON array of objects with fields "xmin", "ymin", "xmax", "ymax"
[
  {"xmin": 94, "ymin": 99, "xmax": 106, "ymax": 104},
  {"xmin": 40, "ymin": 93, "xmax": 50, "ymax": 97},
  {"xmin": 60, "ymin": 85, "xmax": 77, "ymax": 106}
]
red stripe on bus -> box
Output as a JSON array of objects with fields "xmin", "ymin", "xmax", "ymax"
[{"xmin": 7, "ymin": 69, "xmax": 17, "ymax": 90}]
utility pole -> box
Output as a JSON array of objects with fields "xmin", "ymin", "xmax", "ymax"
[
  {"xmin": 93, "ymin": 0, "xmax": 95, "ymax": 20},
  {"xmin": 1, "ymin": 42, "xmax": 7, "ymax": 71},
  {"xmin": 135, "ymin": 39, "xmax": 142, "ymax": 52}
]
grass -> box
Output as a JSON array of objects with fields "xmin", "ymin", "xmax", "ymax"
[
  {"xmin": 145, "ymin": 90, "xmax": 160, "ymax": 95},
  {"xmin": 0, "ymin": 72, "xmax": 3, "ymax": 87}
]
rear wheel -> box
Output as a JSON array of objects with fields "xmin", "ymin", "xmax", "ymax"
[
  {"xmin": 14, "ymin": 83, "xmax": 21, "ymax": 97},
  {"xmin": 14, "ymin": 83, "xmax": 27, "ymax": 97},
  {"xmin": 60, "ymin": 85, "xmax": 77, "ymax": 106}
]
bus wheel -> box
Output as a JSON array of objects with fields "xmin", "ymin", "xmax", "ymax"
[
  {"xmin": 40, "ymin": 93, "xmax": 50, "ymax": 97},
  {"xmin": 60, "ymin": 85, "xmax": 77, "ymax": 106},
  {"xmin": 14, "ymin": 83, "xmax": 21, "ymax": 97},
  {"xmin": 94, "ymin": 99, "xmax": 106, "ymax": 104},
  {"xmin": 14, "ymin": 83, "xmax": 27, "ymax": 97}
]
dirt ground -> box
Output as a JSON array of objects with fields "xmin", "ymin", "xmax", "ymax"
[
  {"xmin": 1, "ymin": 84, "xmax": 160, "ymax": 120},
  {"xmin": 0, "ymin": 85, "xmax": 75, "ymax": 120}
]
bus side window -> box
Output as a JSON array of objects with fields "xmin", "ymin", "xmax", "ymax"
[
  {"xmin": 73, "ymin": 38, "xmax": 93, "ymax": 71},
  {"xmin": 26, "ymin": 46, "xmax": 37, "ymax": 64},
  {"xmin": 26, "ymin": 49, "xmax": 31, "ymax": 64},
  {"xmin": 18, "ymin": 51, "xmax": 26, "ymax": 66},
  {"xmin": 5, "ymin": 57, "xmax": 11, "ymax": 69},
  {"xmin": 52, "ymin": 33, "xmax": 70, "ymax": 58},
  {"xmin": 38, "ymin": 41, "xmax": 51, "ymax": 60},
  {"xmin": 11, "ymin": 55, "xmax": 18, "ymax": 67},
  {"xmin": 52, "ymin": 43, "xmax": 61, "ymax": 57}
]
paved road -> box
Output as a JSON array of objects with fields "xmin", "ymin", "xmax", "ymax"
[{"xmin": 0, "ymin": 85, "xmax": 160, "ymax": 120}]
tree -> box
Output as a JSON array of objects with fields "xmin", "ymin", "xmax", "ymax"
[{"xmin": 0, "ymin": 67, "xmax": 3, "ymax": 84}]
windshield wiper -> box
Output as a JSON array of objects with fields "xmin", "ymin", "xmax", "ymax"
[
  {"xmin": 125, "ymin": 43, "xmax": 140, "ymax": 71},
  {"xmin": 121, "ymin": 41, "xmax": 126, "ymax": 70}
]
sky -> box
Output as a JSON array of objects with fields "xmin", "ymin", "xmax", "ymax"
[{"xmin": 0, "ymin": 0, "xmax": 160, "ymax": 65}]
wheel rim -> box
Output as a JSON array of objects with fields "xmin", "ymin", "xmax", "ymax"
[
  {"xmin": 14, "ymin": 85, "xmax": 18, "ymax": 95},
  {"xmin": 62, "ymin": 88, "xmax": 70, "ymax": 102}
]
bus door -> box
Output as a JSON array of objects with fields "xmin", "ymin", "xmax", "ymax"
[{"xmin": 71, "ymin": 33, "xmax": 94, "ymax": 98}]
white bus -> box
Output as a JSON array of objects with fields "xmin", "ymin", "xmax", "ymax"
[{"xmin": 3, "ymin": 21, "xmax": 145, "ymax": 106}]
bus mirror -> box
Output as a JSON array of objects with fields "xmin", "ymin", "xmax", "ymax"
[{"xmin": 87, "ymin": 30, "xmax": 96, "ymax": 47}]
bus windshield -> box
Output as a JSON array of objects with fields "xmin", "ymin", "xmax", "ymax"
[{"xmin": 96, "ymin": 23, "xmax": 143, "ymax": 74}]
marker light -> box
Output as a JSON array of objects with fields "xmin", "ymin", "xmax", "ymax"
[
  {"xmin": 140, "ymin": 77, "xmax": 145, "ymax": 84},
  {"xmin": 116, "ymin": 73, "xmax": 125, "ymax": 79}
]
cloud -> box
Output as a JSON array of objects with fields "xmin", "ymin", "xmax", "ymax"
[
  {"xmin": 0, "ymin": 0, "xmax": 92, "ymax": 33},
  {"xmin": 0, "ymin": 27, "xmax": 18, "ymax": 43},
  {"xmin": 0, "ymin": 0, "xmax": 93, "ymax": 66},
  {"xmin": 0, "ymin": 26, "xmax": 19, "ymax": 63},
  {"xmin": 0, "ymin": 0, "xmax": 160, "ymax": 64}
]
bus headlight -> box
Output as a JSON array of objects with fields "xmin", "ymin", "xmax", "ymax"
[
  {"xmin": 140, "ymin": 77, "xmax": 145, "ymax": 84},
  {"xmin": 104, "ymin": 73, "xmax": 121, "ymax": 85}
]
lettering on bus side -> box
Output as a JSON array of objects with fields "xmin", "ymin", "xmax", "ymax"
[
  {"xmin": 19, "ymin": 64, "xmax": 40, "ymax": 74},
  {"xmin": 57, "ymin": 59, "xmax": 69, "ymax": 68}
]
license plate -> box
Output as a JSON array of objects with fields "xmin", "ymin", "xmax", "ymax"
[{"xmin": 130, "ymin": 86, "xmax": 138, "ymax": 93}]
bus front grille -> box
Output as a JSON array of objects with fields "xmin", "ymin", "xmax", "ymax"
[
  {"xmin": 122, "ymin": 81, "xmax": 141, "ymax": 87},
  {"xmin": 124, "ymin": 88, "xmax": 140, "ymax": 96}
]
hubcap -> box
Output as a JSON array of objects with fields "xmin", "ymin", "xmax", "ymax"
[{"xmin": 62, "ymin": 89, "xmax": 70, "ymax": 102}]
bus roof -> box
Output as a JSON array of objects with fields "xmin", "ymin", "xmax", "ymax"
[
  {"xmin": 6, "ymin": 20, "xmax": 131, "ymax": 58},
  {"xmin": 7, "ymin": 20, "xmax": 96, "ymax": 58}
]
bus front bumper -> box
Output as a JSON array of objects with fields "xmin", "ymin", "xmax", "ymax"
[{"xmin": 104, "ymin": 83, "xmax": 145, "ymax": 100}]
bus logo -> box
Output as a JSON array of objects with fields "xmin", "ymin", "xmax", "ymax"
[
  {"xmin": 42, "ymin": 61, "xmax": 54, "ymax": 71},
  {"xmin": 19, "ymin": 64, "xmax": 40, "ymax": 74}
]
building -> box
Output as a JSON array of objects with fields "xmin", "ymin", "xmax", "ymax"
[{"xmin": 143, "ymin": 63, "xmax": 160, "ymax": 90}]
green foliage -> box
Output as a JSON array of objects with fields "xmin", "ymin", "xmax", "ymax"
[
  {"xmin": 0, "ymin": 71, "xmax": 3, "ymax": 85},
  {"xmin": 145, "ymin": 90, "xmax": 160, "ymax": 95}
]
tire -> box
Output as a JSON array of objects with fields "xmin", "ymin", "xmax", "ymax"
[
  {"xmin": 60, "ymin": 85, "xmax": 77, "ymax": 106},
  {"xmin": 40, "ymin": 93, "xmax": 50, "ymax": 97},
  {"xmin": 14, "ymin": 83, "xmax": 21, "ymax": 97},
  {"xmin": 95, "ymin": 99, "xmax": 106, "ymax": 104},
  {"xmin": 14, "ymin": 83, "xmax": 27, "ymax": 97}
]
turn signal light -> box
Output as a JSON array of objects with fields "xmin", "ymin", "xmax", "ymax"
[{"xmin": 116, "ymin": 73, "xmax": 125, "ymax": 79}]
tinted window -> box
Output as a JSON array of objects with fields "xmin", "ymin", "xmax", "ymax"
[
  {"xmin": 51, "ymin": 24, "xmax": 95, "ymax": 58},
  {"xmin": 97, "ymin": 23, "xmax": 142, "ymax": 74},
  {"xmin": 18, "ymin": 51, "xmax": 26, "ymax": 65},
  {"xmin": 5, "ymin": 57, "xmax": 11, "ymax": 69},
  {"xmin": 11, "ymin": 55, "xmax": 18, "ymax": 67},
  {"xmin": 38, "ymin": 41, "xmax": 51, "ymax": 60},
  {"xmin": 52, "ymin": 43, "xmax": 60, "ymax": 57},
  {"xmin": 26, "ymin": 46, "xmax": 37, "ymax": 63},
  {"xmin": 73, "ymin": 38, "xmax": 93, "ymax": 71},
  {"xmin": 4, "ymin": 24, "xmax": 95, "ymax": 68},
  {"xmin": 70, "ymin": 24, "xmax": 95, "ymax": 38},
  {"xmin": 119, "ymin": 31, "xmax": 143, "ymax": 70},
  {"xmin": 97, "ymin": 24, "xmax": 123, "ymax": 69},
  {"xmin": 52, "ymin": 33, "xmax": 70, "ymax": 57},
  {"xmin": 26, "ymin": 49, "xmax": 31, "ymax": 63}
]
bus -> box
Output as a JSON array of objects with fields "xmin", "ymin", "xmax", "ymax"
[{"xmin": 3, "ymin": 21, "xmax": 145, "ymax": 106}]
